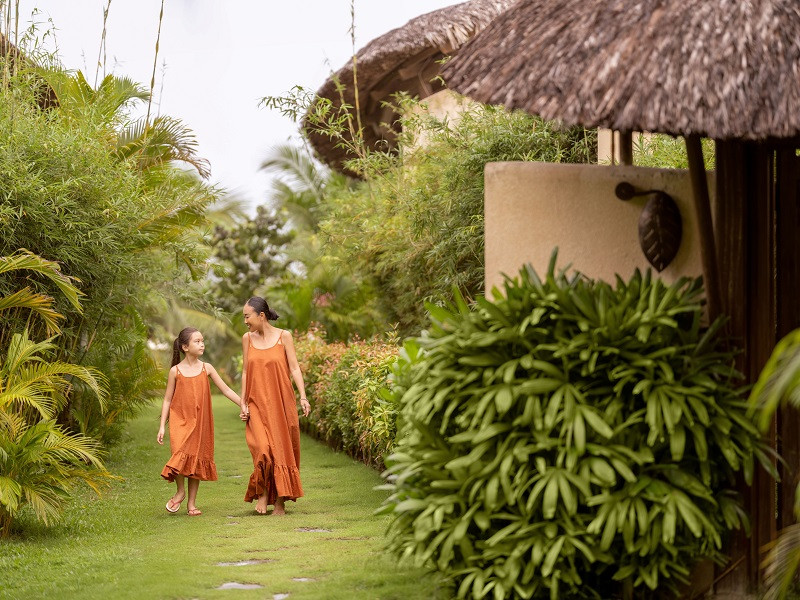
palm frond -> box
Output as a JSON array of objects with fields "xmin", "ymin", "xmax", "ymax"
[
  {"xmin": 762, "ymin": 523, "xmax": 800, "ymax": 600},
  {"xmin": 750, "ymin": 329, "xmax": 800, "ymax": 430},
  {"xmin": 116, "ymin": 115, "xmax": 211, "ymax": 179},
  {"xmin": 0, "ymin": 288, "xmax": 63, "ymax": 335},
  {"xmin": 0, "ymin": 249, "xmax": 83, "ymax": 311}
]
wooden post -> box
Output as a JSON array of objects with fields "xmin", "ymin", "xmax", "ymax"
[
  {"xmin": 711, "ymin": 139, "xmax": 800, "ymax": 593},
  {"xmin": 686, "ymin": 135, "xmax": 722, "ymax": 323},
  {"xmin": 618, "ymin": 131, "xmax": 633, "ymax": 165},
  {"xmin": 776, "ymin": 146, "xmax": 800, "ymax": 530}
]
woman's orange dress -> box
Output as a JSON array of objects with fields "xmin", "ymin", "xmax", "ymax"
[
  {"xmin": 161, "ymin": 363, "xmax": 218, "ymax": 482},
  {"xmin": 244, "ymin": 332, "xmax": 303, "ymax": 504}
]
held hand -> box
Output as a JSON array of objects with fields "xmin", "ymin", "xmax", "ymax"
[
  {"xmin": 239, "ymin": 403, "xmax": 249, "ymax": 422},
  {"xmin": 299, "ymin": 398, "xmax": 311, "ymax": 417},
  {"xmin": 157, "ymin": 427, "xmax": 164, "ymax": 445}
]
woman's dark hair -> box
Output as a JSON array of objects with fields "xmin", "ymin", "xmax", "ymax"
[
  {"xmin": 246, "ymin": 296, "xmax": 279, "ymax": 321},
  {"xmin": 171, "ymin": 327, "xmax": 199, "ymax": 367}
]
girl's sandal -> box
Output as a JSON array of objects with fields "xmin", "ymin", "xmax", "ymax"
[
  {"xmin": 165, "ymin": 496, "xmax": 184, "ymax": 513},
  {"xmin": 187, "ymin": 508, "xmax": 202, "ymax": 516}
]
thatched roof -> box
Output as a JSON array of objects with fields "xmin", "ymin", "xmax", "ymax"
[
  {"xmin": 442, "ymin": 0, "xmax": 800, "ymax": 141},
  {"xmin": 306, "ymin": 0, "xmax": 515, "ymax": 173}
]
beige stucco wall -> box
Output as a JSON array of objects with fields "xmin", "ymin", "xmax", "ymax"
[
  {"xmin": 484, "ymin": 162, "xmax": 714, "ymax": 294},
  {"xmin": 405, "ymin": 89, "xmax": 475, "ymax": 150}
]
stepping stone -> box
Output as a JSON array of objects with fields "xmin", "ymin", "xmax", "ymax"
[
  {"xmin": 274, "ymin": 594, "xmax": 290, "ymax": 600},
  {"xmin": 216, "ymin": 582, "xmax": 263, "ymax": 590},
  {"xmin": 229, "ymin": 475, "xmax": 243, "ymax": 478},
  {"xmin": 292, "ymin": 577, "xmax": 314, "ymax": 582},
  {"xmin": 295, "ymin": 527, "xmax": 331, "ymax": 533},
  {"xmin": 217, "ymin": 560, "xmax": 273, "ymax": 567},
  {"xmin": 225, "ymin": 522, "xmax": 239, "ymax": 526}
]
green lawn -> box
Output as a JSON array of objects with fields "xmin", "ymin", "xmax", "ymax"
[{"xmin": 0, "ymin": 397, "xmax": 449, "ymax": 599}]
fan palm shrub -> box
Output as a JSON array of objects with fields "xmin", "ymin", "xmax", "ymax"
[{"xmin": 380, "ymin": 258, "xmax": 773, "ymax": 599}]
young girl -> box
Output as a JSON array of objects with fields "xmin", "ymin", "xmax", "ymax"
[{"xmin": 157, "ymin": 327, "xmax": 248, "ymax": 516}]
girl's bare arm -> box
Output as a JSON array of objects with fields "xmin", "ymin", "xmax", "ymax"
[
  {"xmin": 206, "ymin": 363, "xmax": 243, "ymax": 406},
  {"xmin": 157, "ymin": 367, "xmax": 177, "ymax": 444}
]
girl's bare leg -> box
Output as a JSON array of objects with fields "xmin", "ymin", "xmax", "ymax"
[
  {"xmin": 187, "ymin": 477, "xmax": 200, "ymax": 513},
  {"xmin": 173, "ymin": 475, "xmax": 186, "ymax": 503},
  {"xmin": 166, "ymin": 475, "xmax": 185, "ymax": 511}
]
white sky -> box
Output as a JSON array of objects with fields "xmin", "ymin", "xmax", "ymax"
[{"xmin": 16, "ymin": 1, "xmax": 460, "ymax": 208}]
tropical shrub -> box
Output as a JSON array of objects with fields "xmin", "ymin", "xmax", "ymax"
[
  {"xmin": 0, "ymin": 251, "xmax": 111, "ymax": 537},
  {"xmin": 379, "ymin": 259, "xmax": 773, "ymax": 599},
  {"xmin": 316, "ymin": 102, "xmax": 597, "ymax": 336},
  {"xmin": 0, "ymin": 60, "xmax": 218, "ymax": 438},
  {"xmin": 263, "ymin": 89, "xmax": 598, "ymax": 338},
  {"xmin": 295, "ymin": 326, "xmax": 399, "ymax": 467}
]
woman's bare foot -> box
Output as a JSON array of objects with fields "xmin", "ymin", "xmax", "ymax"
[
  {"xmin": 255, "ymin": 493, "xmax": 268, "ymax": 515},
  {"xmin": 273, "ymin": 497, "xmax": 286, "ymax": 516}
]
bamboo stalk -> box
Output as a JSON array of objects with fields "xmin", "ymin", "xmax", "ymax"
[
  {"xmin": 686, "ymin": 134, "xmax": 722, "ymax": 322},
  {"xmin": 145, "ymin": 0, "xmax": 165, "ymax": 128},
  {"xmin": 94, "ymin": 0, "xmax": 112, "ymax": 88}
]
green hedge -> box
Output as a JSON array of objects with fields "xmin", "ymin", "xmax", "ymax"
[
  {"xmin": 378, "ymin": 261, "xmax": 772, "ymax": 600},
  {"xmin": 296, "ymin": 327, "xmax": 399, "ymax": 468}
]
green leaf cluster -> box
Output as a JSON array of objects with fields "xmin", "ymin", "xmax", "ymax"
[
  {"xmin": 317, "ymin": 102, "xmax": 598, "ymax": 336},
  {"xmin": 1, "ymin": 57, "xmax": 218, "ymax": 441},
  {"xmin": 380, "ymin": 258, "xmax": 772, "ymax": 599},
  {"xmin": 295, "ymin": 328, "xmax": 399, "ymax": 468},
  {"xmin": 0, "ymin": 251, "xmax": 111, "ymax": 537}
]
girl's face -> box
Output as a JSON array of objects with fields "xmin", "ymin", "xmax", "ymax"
[
  {"xmin": 182, "ymin": 331, "xmax": 205, "ymax": 358},
  {"xmin": 242, "ymin": 304, "xmax": 263, "ymax": 331}
]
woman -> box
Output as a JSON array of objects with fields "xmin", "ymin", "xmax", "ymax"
[{"xmin": 241, "ymin": 296, "xmax": 311, "ymax": 515}]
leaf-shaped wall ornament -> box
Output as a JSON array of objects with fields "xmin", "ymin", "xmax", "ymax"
[{"xmin": 638, "ymin": 192, "xmax": 682, "ymax": 272}]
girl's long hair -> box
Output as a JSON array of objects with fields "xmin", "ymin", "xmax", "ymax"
[{"xmin": 171, "ymin": 327, "xmax": 199, "ymax": 367}]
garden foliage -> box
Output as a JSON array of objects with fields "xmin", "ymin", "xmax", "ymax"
[
  {"xmin": 379, "ymin": 258, "xmax": 773, "ymax": 599},
  {"xmin": 295, "ymin": 326, "xmax": 399, "ymax": 468},
  {"xmin": 0, "ymin": 251, "xmax": 112, "ymax": 537},
  {"xmin": 0, "ymin": 59, "xmax": 217, "ymax": 443},
  {"xmin": 263, "ymin": 89, "xmax": 597, "ymax": 337}
]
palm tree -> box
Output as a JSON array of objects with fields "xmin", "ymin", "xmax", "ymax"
[{"xmin": 261, "ymin": 143, "xmax": 347, "ymax": 232}]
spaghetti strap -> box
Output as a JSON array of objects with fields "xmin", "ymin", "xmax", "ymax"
[
  {"xmin": 175, "ymin": 365, "xmax": 182, "ymax": 376},
  {"xmin": 247, "ymin": 332, "xmax": 253, "ymax": 348},
  {"xmin": 276, "ymin": 330, "xmax": 284, "ymax": 346}
]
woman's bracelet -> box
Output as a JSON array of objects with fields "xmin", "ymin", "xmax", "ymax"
[{"xmin": 300, "ymin": 397, "xmax": 307, "ymax": 401}]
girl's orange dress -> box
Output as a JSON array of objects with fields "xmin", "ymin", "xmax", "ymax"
[
  {"xmin": 161, "ymin": 363, "xmax": 218, "ymax": 481},
  {"xmin": 243, "ymin": 332, "xmax": 303, "ymax": 504}
]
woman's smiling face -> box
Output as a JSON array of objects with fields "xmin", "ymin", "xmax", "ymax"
[{"xmin": 243, "ymin": 303, "xmax": 261, "ymax": 331}]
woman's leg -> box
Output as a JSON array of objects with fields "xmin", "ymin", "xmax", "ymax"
[
  {"xmin": 273, "ymin": 496, "xmax": 286, "ymax": 516},
  {"xmin": 187, "ymin": 477, "xmax": 201, "ymax": 514},
  {"xmin": 256, "ymin": 492, "xmax": 268, "ymax": 514}
]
